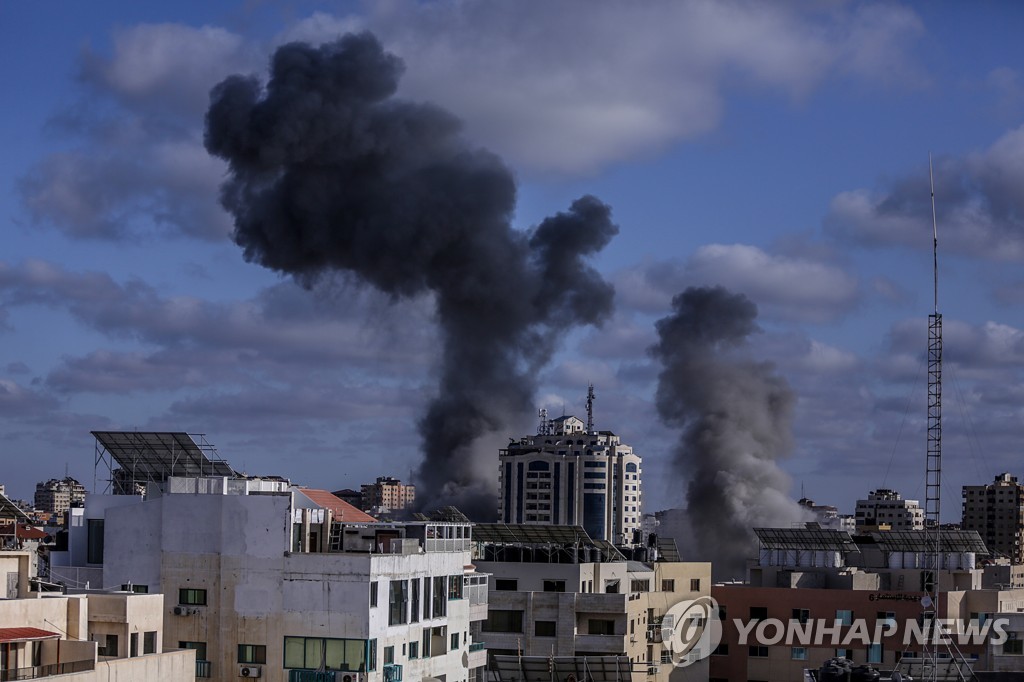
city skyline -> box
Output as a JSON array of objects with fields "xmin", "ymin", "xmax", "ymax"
[{"xmin": 3, "ymin": 2, "xmax": 1024, "ymax": 520}]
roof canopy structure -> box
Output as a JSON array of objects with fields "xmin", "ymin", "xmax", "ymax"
[
  {"xmin": 491, "ymin": 655, "xmax": 637, "ymax": 682},
  {"xmin": 0, "ymin": 492, "xmax": 29, "ymax": 521},
  {"xmin": 868, "ymin": 529, "xmax": 989, "ymax": 555},
  {"xmin": 473, "ymin": 523, "xmax": 625, "ymax": 563},
  {"xmin": 92, "ymin": 431, "xmax": 234, "ymax": 494},
  {"xmin": 754, "ymin": 527, "xmax": 860, "ymax": 554},
  {"xmin": 656, "ymin": 536, "xmax": 681, "ymax": 562}
]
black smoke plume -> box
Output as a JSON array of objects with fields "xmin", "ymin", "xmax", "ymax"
[
  {"xmin": 204, "ymin": 33, "xmax": 617, "ymax": 517},
  {"xmin": 651, "ymin": 286, "xmax": 808, "ymax": 578}
]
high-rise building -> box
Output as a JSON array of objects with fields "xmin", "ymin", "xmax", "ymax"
[
  {"xmin": 34, "ymin": 476, "xmax": 86, "ymax": 514},
  {"xmin": 854, "ymin": 488, "xmax": 924, "ymax": 531},
  {"xmin": 498, "ymin": 410, "xmax": 643, "ymax": 545},
  {"xmin": 361, "ymin": 476, "xmax": 416, "ymax": 511},
  {"xmin": 963, "ymin": 473, "xmax": 1024, "ymax": 564}
]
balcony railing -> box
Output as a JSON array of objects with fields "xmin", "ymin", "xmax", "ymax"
[
  {"xmin": 0, "ymin": 660, "xmax": 94, "ymax": 681},
  {"xmin": 383, "ymin": 663, "xmax": 403, "ymax": 682},
  {"xmin": 288, "ymin": 672, "xmax": 336, "ymax": 682},
  {"xmin": 196, "ymin": 659, "xmax": 212, "ymax": 678},
  {"xmin": 469, "ymin": 642, "xmax": 486, "ymax": 652}
]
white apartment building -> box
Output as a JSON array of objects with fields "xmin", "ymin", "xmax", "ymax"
[
  {"xmin": 50, "ymin": 477, "xmax": 489, "ymax": 682},
  {"xmin": 34, "ymin": 477, "xmax": 87, "ymax": 515},
  {"xmin": 0, "ymin": 551, "xmax": 195, "ymax": 681},
  {"xmin": 499, "ymin": 414, "xmax": 643, "ymax": 545},
  {"xmin": 854, "ymin": 488, "xmax": 924, "ymax": 531}
]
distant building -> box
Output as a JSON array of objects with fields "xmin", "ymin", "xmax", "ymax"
[
  {"xmin": 499, "ymin": 413, "xmax": 643, "ymax": 545},
  {"xmin": 34, "ymin": 477, "xmax": 87, "ymax": 515},
  {"xmin": 332, "ymin": 488, "xmax": 363, "ymax": 509},
  {"xmin": 963, "ymin": 473, "xmax": 1024, "ymax": 563},
  {"xmin": 854, "ymin": 488, "xmax": 924, "ymax": 531},
  {"xmin": 798, "ymin": 497, "xmax": 856, "ymax": 532},
  {"xmin": 361, "ymin": 476, "xmax": 416, "ymax": 512}
]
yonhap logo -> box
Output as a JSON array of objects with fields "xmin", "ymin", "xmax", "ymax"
[{"xmin": 661, "ymin": 596, "xmax": 723, "ymax": 667}]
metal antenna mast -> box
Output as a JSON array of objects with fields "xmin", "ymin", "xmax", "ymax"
[
  {"xmin": 585, "ymin": 384, "xmax": 595, "ymax": 433},
  {"xmin": 923, "ymin": 154, "xmax": 943, "ymax": 682}
]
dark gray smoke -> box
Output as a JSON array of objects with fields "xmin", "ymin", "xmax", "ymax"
[
  {"xmin": 204, "ymin": 33, "xmax": 617, "ymax": 518},
  {"xmin": 651, "ymin": 286, "xmax": 808, "ymax": 578}
]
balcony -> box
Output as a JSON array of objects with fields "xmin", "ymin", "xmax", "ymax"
[
  {"xmin": 574, "ymin": 634, "xmax": 626, "ymax": 654},
  {"xmin": 469, "ymin": 642, "xmax": 486, "ymax": 652},
  {"xmin": 384, "ymin": 664, "xmax": 403, "ymax": 682},
  {"xmin": 196, "ymin": 659, "xmax": 212, "ymax": 678},
  {"xmin": 289, "ymin": 672, "xmax": 337, "ymax": 682},
  {"xmin": 0, "ymin": 660, "xmax": 94, "ymax": 681},
  {"xmin": 576, "ymin": 593, "xmax": 626, "ymax": 613}
]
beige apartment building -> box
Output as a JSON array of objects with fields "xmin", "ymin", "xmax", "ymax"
[
  {"xmin": 361, "ymin": 476, "xmax": 416, "ymax": 512},
  {"xmin": 34, "ymin": 478, "xmax": 87, "ymax": 516},
  {"xmin": 963, "ymin": 473, "xmax": 1024, "ymax": 564}
]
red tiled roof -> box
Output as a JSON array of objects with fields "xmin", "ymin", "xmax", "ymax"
[
  {"xmin": 0, "ymin": 628, "xmax": 61, "ymax": 643},
  {"xmin": 300, "ymin": 489, "xmax": 377, "ymax": 523},
  {"xmin": 17, "ymin": 525, "xmax": 47, "ymax": 540}
]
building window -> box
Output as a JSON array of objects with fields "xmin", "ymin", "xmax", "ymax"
[
  {"xmin": 423, "ymin": 577, "xmax": 432, "ymax": 618},
  {"xmin": 384, "ymin": 646, "xmax": 394, "ymax": 665},
  {"xmin": 712, "ymin": 643, "xmax": 728, "ymax": 656},
  {"xmin": 451, "ymin": 633, "xmax": 460, "ymax": 650},
  {"xmin": 535, "ymin": 621, "xmax": 556, "ymax": 637},
  {"xmin": 409, "ymin": 641, "xmax": 419, "ymax": 659},
  {"xmin": 484, "ymin": 610, "xmax": 524, "ymax": 633},
  {"xmin": 868, "ymin": 643, "xmax": 883, "ymax": 663},
  {"xmin": 179, "ymin": 588, "xmax": 207, "ymax": 606},
  {"xmin": 448, "ymin": 575, "xmax": 463, "ymax": 600},
  {"xmin": 589, "ymin": 619, "xmax": 615, "ymax": 636},
  {"xmin": 1004, "ymin": 637, "xmax": 1023, "ymax": 655},
  {"xmin": 370, "ymin": 582, "xmax": 378, "ymax": 607},
  {"xmin": 630, "ymin": 580, "xmax": 650, "ymax": 593},
  {"xmin": 143, "ymin": 632, "xmax": 157, "ymax": 655},
  {"xmin": 97, "ymin": 634, "xmax": 118, "ymax": 657},
  {"xmin": 792, "ymin": 647, "xmax": 808, "ymax": 660},
  {"xmin": 660, "ymin": 651, "xmax": 672, "ymax": 664},
  {"xmin": 749, "ymin": 646, "xmax": 768, "ymax": 658},
  {"xmin": 750, "ymin": 607, "xmax": 768, "ymax": 622},
  {"xmin": 661, "ymin": 579, "xmax": 675, "ymax": 592},
  {"xmin": 792, "ymin": 608, "xmax": 810, "ymax": 624},
  {"xmin": 836, "ymin": 610, "xmax": 853, "ymax": 626},
  {"xmin": 389, "ymin": 580, "xmax": 409, "ymax": 625},
  {"xmin": 238, "ymin": 644, "xmax": 266, "ymax": 664},
  {"xmin": 121, "ymin": 584, "xmax": 148, "ymax": 593},
  {"xmin": 543, "ymin": 580, "xmax": 566, "ymax": 593},
  {"xmin": 87, "ymin": 519, "xmax": 104, "ymax": 564},
  {"xmin": 836, "ymin": 648, "xmax": 849, "ymax": 659},
  {"xmin": 284, "ymin": 637, "xmax": 370, "ymax": 671},
  {"xmin": 410, "ymin": 578, "xmax": 420, "ymax": 623},
  {"xmin": 433, "ymin": 576, "xmax": 447, "ymax": 617},
  {"xmin": 495, "ymin": 579, "xmax": 518, "ymax": 591},
  {"xmin": 179, "ymin": 641, "xmax": 207, "ymax": 662},
  {"xmin": 690, "ymin": 578, "xmax": 700, "ymax": 592},
  {"xmin": 422, "ymin": 630, "xmax": 431, "ymax": 658}
]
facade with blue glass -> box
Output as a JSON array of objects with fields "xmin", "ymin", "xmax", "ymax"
[{"xmin": 498, "ymin": 415, "xmax": 643, "ymax": 545}]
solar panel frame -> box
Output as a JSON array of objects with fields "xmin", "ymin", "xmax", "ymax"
[
  {"xmin": 869, "ymin": 529, "xmax": 989, "ymax": 555},
  {"xmin": 754, "ymin": 527, "xmax": 859, "ymax": 553},
  {"xmin": 93, "ymin": 431, "xmax": 234, "ymax": 482},
  {"xmin": 491, "ymin": 655, "xmax": 636, "ymax": 682}
]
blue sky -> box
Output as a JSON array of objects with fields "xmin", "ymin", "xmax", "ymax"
[{"xmin": 3, "ymin": 1, "xmax": 1024, "ymax": 525}]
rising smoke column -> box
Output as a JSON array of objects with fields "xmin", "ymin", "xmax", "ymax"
[
  {"xmin": 651, "ymin": 287, "xmax": 808, "ymax": 577},
  {"xmin": 204, "ymin": 33, "xmax": 617, "ymax": 517}
]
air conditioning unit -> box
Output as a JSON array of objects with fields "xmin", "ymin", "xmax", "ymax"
[
  {"xmin": 173, "ymin": 606, "xmax": 185, "ymax": 616},
  {"xmin": 239, "ymin": 665, "xmax": 262, "ymax": 677},
  {"xmin": 339, "ymin": 674, "xmax": 362, "ymax": 682}
]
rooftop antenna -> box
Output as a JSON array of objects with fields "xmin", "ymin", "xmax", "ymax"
[
  {"xmin": 538, "ymin": 408, "xmax": 549, "ymax": 436},
  {"xmin": 922, "ymin": 154, "xmax": 961, "ymax": 682},
  {"xmin": 585, "ymin": 383, "xmax": 595, "ymax": 433}
]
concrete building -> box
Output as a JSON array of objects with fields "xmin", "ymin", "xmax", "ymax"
[
  {"xmin": 709, "ymin": 524, "xmax": 1005, "ymax": 681},
  {"xmin": 361, "ymin": 477, "xmax": 416, "ymax": 513},
  {"xmin": 0, "ymin": 550, "xmax": 194, "ymax": 681},
  {"xmin": 963, "ymin": 473, "xmax": 1024, "ymax": 563},
  {"xmin": 34, "ymin": 478, "xmax": 87, "ymax": 516},
  {"xmin": 798, "ymin": 497, "xmax": 856, "ymax": 532},
  {"xmin": 854, "ymin": 488, "xmax": 924, "ymax": 531},
  {"xmin": 499, "ymin": 413, "xmax": 643, "ymax": 545},
  {"xmin": 472, "ymin": 523, "xmax": 711, "ymax": 682},
  {"xmin": 52, "ymin": 476, "xmax": 489, "ymax": 682}
]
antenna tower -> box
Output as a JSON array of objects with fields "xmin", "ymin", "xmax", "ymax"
[
  {"xmin": 585, "ymin": 384, "xmax": 595, "ymax": 433},
  {"xmin": 538, "ymin": 408, "xmax": 549, "ymax": 436},
  {"xmin": 922, "ymin": 154, "xmax": 944, "ymax": 682}
]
